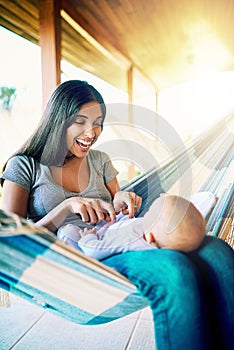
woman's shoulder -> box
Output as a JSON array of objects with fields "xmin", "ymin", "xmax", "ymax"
[
  {"xmin": 3, "ymin": 155, "xmax": 44, "ymax": 181},
  {"xmin": 1, "ymin": 155, "xmax": 41, "ymax": 190},
  {"xmin": 88, "ymin": 149, "xmax": 118, "ymax": 180},
  {"xmin": 6, "ymin": 154, "xmax": 38, "ymax": 170},
  {"xmin": 89, "ymin": 149, "xmax": 110, "ymax": 161}
]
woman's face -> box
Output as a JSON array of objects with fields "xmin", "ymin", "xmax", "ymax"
[{"xmin": 66, "ymin": 102, "xmax": 104, "ymax": 158}]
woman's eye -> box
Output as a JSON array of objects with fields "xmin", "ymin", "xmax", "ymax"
[
  {"xmin": 94, "ymin": 118, "xmax": 104, "ymax": 127},
  {"xmin": 74, "ymin": 121, "xmax": 85, "ymax": 125}
]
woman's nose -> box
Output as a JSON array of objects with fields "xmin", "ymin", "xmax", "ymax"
[{"xmin": 83, "ymin": 126, "xmax": 95, "ymax": 138}]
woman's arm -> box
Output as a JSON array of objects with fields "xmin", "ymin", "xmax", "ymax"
[
  {"xmin": 36, "ymin": 196, "xmax": 117, "ymax": 232},
  {"xmin": 1, "ymin": 180, "xmax": 29, "ymax": 218},
  {"xmin": 1, "ymin": 173, "xmax": 140, "ymax": 233},
  {"xmin": 1, "ymin": 180, "xmax": 116, "ymax": 233},
  {"xmin": 1, "ymin": 179, "xmax": 70, "ymax": 231},
  {"xmin": 106, "ymin": 177, "xmax": 120, "ymax": 198}
]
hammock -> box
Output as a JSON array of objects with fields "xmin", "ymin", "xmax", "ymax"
[{"xmin": 0, "ymin": 115, "xmax": 233, "ymax": 325}]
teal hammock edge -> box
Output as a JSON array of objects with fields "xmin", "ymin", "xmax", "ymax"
[{"xmin": 0, "ymin": 229, "xmax": 149, "ymax": 325}]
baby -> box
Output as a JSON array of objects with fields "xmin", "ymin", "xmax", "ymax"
[{"xmin": 58, "ymin": 194, "xmax": 207, "ymax": 260}]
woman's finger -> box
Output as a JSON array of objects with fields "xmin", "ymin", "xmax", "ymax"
[
  {"xmin": 89, "ymin": 199, "xmax": 105, "ymax": 222},
  {"xmin": 134, "ymin": 195, "xmax": 142, "ymax": 212},
  {"xmin": 100, "ymin": 201, "xmax": 116, "ymax": 222},
  {"xmin": 123, "ymin": 193, "xmax": 142, "ymax": 218},
  {"xmin": 85, "ymin": 203, "xmax": 99, "ymax": 224},
  {"xmin": 126, "ymin": 194, "xmax": 135, "ymax": 218},
  {"xmin": 78, "ymin": 203, "xmax": 91, "ymax": 222}
]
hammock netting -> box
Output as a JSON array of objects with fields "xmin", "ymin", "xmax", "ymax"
[{"xmin": 0, "ymin": 114, "xmax": 233, "ymax": 324}]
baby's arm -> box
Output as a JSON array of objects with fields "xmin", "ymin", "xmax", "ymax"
[
  {"xmin": 79, "ymin": 216, "xmax": 145, "ymax": 260},
  {"xmin": 78, "ymin": 227, "xmax": 123, "ymax": 260},
  {"xmin": 57, "ymin": 223, "xmax": 82, "ymax": 250}
]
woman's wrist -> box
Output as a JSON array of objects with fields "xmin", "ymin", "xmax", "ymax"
[
  {"xmin": 64, "ymin": 197, "xmax": 73, "ymax": 214},
  {"xmin": 36, "ymin": 199, "xmax": 71, "ymax": 232}
]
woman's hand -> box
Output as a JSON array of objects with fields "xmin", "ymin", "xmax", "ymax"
[
  {"xmin": 66, "ymin": 197, "xmax": 116, "ymax": 224},
  {"xmin": 36, "ymin": 197, "xmax": 116, "ymax": 232},
  {"xmin": 113, "ymin": 191, "xmax": 142, "ymax": 218}
]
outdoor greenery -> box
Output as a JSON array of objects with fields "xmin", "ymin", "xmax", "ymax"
[{"xmin": 0, "ymin": 86, "xmax": 16, "ymax": 111}]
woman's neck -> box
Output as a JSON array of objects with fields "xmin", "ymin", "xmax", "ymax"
[
  {"xmin": 63, "ymin": 154, "xmax": 85, "ymax": 168},
  {"xmin": 50, "ymin": 155, "xmax": 90, "ymax": 193}
]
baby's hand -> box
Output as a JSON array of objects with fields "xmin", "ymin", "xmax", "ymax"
[{"xmin": 79, "ymin": 227, "xmax": 97, "ymax": 237}]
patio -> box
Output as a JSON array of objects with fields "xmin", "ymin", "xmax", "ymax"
[{"xmin": 0, "ymin": 293, "xmax": 155, "ymax": 350}]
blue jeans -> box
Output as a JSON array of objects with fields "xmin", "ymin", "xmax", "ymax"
[{"xmin": 103, "ymin": 236, "xmax": 234, "ymax": 350}]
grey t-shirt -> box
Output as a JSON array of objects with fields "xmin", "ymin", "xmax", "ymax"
[{"xmin": 1, "ymin": 151, "xmax": 118, "ymax": 228}]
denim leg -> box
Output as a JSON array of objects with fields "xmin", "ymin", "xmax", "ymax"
[
  {"xmin": 103, "ymin": 249, "xmax": 209, "ymax": 350},
  {"xmin": 189, "ymin": 236, "xmax": 234, "ymax": 350}
]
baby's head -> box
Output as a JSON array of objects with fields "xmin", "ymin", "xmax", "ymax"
[{"xmin": 143, "ymin": 194, "xmax": 206, "ymax": 252}]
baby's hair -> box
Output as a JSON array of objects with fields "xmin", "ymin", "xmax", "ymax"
[{"xmin": 143, "ymin": 195, "xmax": 206, "ymax": 252}]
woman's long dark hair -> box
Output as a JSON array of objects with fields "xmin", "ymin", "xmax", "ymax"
[{"xmin": 1, "ymin": 80, "xmax": 106, "ymax": 181}]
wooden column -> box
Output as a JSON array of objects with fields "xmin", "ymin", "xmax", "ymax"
[
  {"xmin": 127, "ymin": 65, "xmax": 135, "ymax": 180},
  {"xmin": 155, "ymin": 89, "xmax": 159, "ymax": 138},
  {"xmin": 39, "ymin": 0, "xmax": 61, "ymax": 108},
  {"xmin": 127, "ymin": 65, "xmax": 133, "ymax": 124},
  {"xmin": 156, "ymin": 89, "xmax": 159, "ymax": 113}
]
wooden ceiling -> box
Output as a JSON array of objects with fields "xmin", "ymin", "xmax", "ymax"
[{"xmin": 1, "ymin": 0, "xmax": 234, "ymax": 91}]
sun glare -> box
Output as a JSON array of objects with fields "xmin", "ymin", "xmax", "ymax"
[
  {"xmin": 0, "ymin": 25, "xmax": 234, "ymax": 173},
  {"xmin": 191, "ymin": 36, "xmax": 232, "ymax": 74},
  {"xmin": 158, "ymin": 70, "xmax": 234, "ymax": 141},
  {"xmin": 186, "ymin": 20, "xmax": 232, "ymax": 73}
]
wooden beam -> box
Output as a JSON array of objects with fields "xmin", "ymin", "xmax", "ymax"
[
  {"xmin": 39, "ymin": 0, "xmax": 61, "ymax": 108},
  {"xmin": 61, "ymin": 0, "xmax": 130, "ymax": 70}
]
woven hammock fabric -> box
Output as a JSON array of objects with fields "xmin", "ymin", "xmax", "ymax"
[
  {"xmin": 0, "ymin": 115, "xmax": 233, "ymax": 324},
  {"xmin": 0, "ymin": 211, "xmax": 148, "ymax": 324}
]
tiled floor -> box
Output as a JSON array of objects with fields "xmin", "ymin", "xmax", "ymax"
[{"xmin": 0, "ymin": 293, "xmax": 155, "ymax": 350}]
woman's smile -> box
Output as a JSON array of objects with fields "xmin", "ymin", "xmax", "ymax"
[{"xmin": 75, "ymin": 137, "xmax": 96, "ymax": 152}]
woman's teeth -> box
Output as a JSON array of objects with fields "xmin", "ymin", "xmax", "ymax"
[{"xmin": 76, "ymin": 139, "xmax": 93, "ymax": 149}]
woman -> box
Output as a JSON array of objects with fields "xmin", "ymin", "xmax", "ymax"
[
  {"xmin": 0, "ymin": 80, "xmax": 141, "ymax": 231},
  {"xmin": 1, "ymin": 80, "xmax": 233, "ymax": 350}
]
